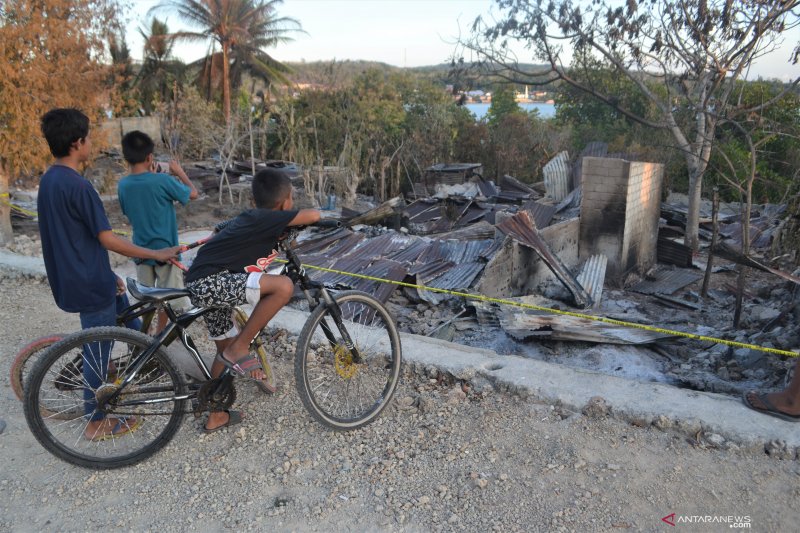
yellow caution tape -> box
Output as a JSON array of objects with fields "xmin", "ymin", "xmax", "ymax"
[
  {"xmin": 1, "ymin": 197, "xmax": 38, "ymax": 217},
  {"xmin": 274, "ymin": 259, "xmax": 798, "ymax": 358}
]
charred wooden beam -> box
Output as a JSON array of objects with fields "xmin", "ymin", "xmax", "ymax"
[
  {"xmin": 712, "ymin": 241, "xmax": 800, "ymax": 285},
  {"xmin": 347, "ymin": 196, "xmax": 405, "ymax": 226}
]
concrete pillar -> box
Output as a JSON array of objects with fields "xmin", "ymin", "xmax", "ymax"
[{"xmin": 579, "ymin": 157, "xmax": 663, "ymax": 281}]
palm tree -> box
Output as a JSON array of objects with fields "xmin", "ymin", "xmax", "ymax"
[
  {"xmin": 135, "ymin": 17, "xmax": 186, "ymax": 113},
  {"xmin": 154, "ymin": 0, "xmax": 301, "ymax": 122}
]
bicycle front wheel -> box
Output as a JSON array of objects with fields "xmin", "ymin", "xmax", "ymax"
[
  {"xmin": 23, "ymin": 327, "xmax": 186, "ymax": 469},
  {"xmin": 295, "ymin": 290, "xmax": 402, "ymax": 430}
]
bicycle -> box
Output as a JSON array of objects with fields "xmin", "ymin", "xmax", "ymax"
[
  {"xmin": 8, "ymin": 232, "xmax": 280, "ymax": 402},
  {"xmin": 23, "ymin": 219, "xmax": 403, "ymax": 469}
]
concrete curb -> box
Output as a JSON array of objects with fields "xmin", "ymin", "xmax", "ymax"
[{"xmin": 270, "ymin": 306, "xmax": 800, "ymax": 453}]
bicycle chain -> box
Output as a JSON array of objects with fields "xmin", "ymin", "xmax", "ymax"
[{"xmin": 102, "ymin": 380, "xmax": 237, "ymax": 417}]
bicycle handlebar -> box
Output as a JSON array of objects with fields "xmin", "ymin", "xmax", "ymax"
[{"xmin": 314, "ymin": 219, "xmax": 342, "ymax": 229}]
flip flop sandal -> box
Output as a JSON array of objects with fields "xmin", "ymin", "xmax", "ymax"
[
  {"xmin": 742, "ymin": 391, "xmax": 800, "ymax": 423},
  {"xmin": 215, "ymin": 352, "xmax": 263, "ymax": 377},
  {"xmin": 89, "ymin": 416, "xmax": 143, "ymax": 442},
  {"xmin": 203, "ymin": 409, "xmax": 243, "ymax": 433}
]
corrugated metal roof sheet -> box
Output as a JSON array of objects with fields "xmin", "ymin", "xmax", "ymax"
[
  {"xmin": 460, "ymin": 239, "xmax": 495, "ymax": 263},
  {"xmin": 496, "ymin": 211, "xmax": 593, "ymax": 308},
  {"xmin": 409, "ymin": 259, "xmax": 455, "ymax": 281},
  {"xmin": 314, "ymin": 256, "xmax": 373, "ymax": 286},
  {"xmin": 629, "ymin": 269, "xmax": 703, "ymax": 295},
  {"xmin": 500, "ymin": 175, "xmax": 536, "ymax": 196},
  {"xmin": 418, "ymin": 262, "xmax": 486, "ymax": 304},
  {"xmin": 480, "ymin": 238, "xmax": 504, "ymax": 260},
  {"xmin": 343, "ymin": 233, "xmax": 415, "ymax": 261},
  {"xmin": 576, "ymin": 254, "xmax": 607, "ymax": 308},
  {"xmin": 405, "ymin": 199, "xmax": 438, "ymax": 219},
  {"xmin": 294, "ymin": 227, "xmax": 352, "ymax": 255},
  {"xmin": 415, "ymin": 239, "xmax": 447, "ymax": 263},
  {"xmin": 385, "ymin": 237, "xmax": 429, "ymax": 264},
  {"xmin": 427, "ymin": 262, "xmax": 485, "ymax": 290},
  {"xmin": 477, "ymin": 179, "xmax": 498, "ymax": 198},
  {"xmin": 322, "ymin": 232, "xmax": 366, "ymax": 257},
  {"xmin": 420, "ymin": 217, "xmax": 452, "ymax": 234},
  {"xmin": 352, "ymin": 259, "xmax": 408, "ymax": 304},
  {"xmin": 430, "ymin": 221, "xmax": 496, "ymax": 241},
  {"xmin": 455, "ymin": 203, "xmax": 489, "ymax": 227},
  {"xmin": 522, "ymin": 200, "xmax": 557, "ymax": 229}
]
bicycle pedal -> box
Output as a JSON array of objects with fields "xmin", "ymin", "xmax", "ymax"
[{"xmin": 191, "ymin": 399, "xmax": 202, "ymax": 418}]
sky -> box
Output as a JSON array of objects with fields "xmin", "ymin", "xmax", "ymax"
[{"xmin": 128, "ymin": 0, "xmax": 800, "ymax": 82}]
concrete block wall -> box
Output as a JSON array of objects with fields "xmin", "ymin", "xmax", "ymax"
[
  {"xmin": 579, "ymin": 157, "xmax": 663, "ymax": 281},
  {"xmin": 621, "ymin": 162, "xmax": 663, "ymax": 275},
  {"xmin": 98, "ymin": 116, "xmax": 162, "ymax": 148}
]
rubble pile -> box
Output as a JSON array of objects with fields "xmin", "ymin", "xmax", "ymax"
[
  {"xmin": 4, "ymin": 145, "xmax": 799, "ymax": 399},
  {"xmin": 5, "ymin": 234, "xmax": 42, "ymax": 258}
]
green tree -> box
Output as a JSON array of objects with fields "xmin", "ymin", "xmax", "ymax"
[
  {"xmin": 135, "ymin": 18, "xmax": 187, "ymax": 114},
  {"xmin": 461, "ymin": 0, "xmax": 800, "ymax": 250},
  {"xmin": 156, "ymin": 0, "xmax": 301, "ymax": 122},
  {"xmin": 709, "ymin": 80, "xmax": 800, "ymax": 203},
  {"xmin": 485, "ymin": 83, "xmax": 522, "ymax": 127}
]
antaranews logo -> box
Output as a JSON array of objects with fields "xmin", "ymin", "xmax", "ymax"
[{"xmin": 661, "ymin": 513, "xmax": 751, "ymax": 528}]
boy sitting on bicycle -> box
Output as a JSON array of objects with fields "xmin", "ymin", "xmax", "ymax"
[
  {"xmin": 185, "ymin": 168, "xmax": 320, "ymax": 432},
  {"xmin": 38, "ymin": 108, "xmax": 180, "ymax": 441}
]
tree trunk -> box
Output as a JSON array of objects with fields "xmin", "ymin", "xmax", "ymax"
[
  {"xmin": 0, "ymin": 160, "xmax": 13, "ymax": 246},
  {"xmin": 685, "ymin": 168, "xmax": 703, "ymax": 251},
  {"xmin": 222, "ymin": 42, "xmax": 231, "ymax": 123}
]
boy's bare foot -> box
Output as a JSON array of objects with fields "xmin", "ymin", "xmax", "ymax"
[
  {"xmin": 204, "ymin": 410, "xmax": 243, "ymax": 432},
  {"xmin": 84, "ymin": 416, "xmax": 141, "ymax": 441}
]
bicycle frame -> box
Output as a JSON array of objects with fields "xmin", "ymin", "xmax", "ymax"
[
  {"xmin": 102, "ymin": 305, "xmax": 218, "ymax": 410},
  {"xmin": 280, "ymin": 231, "xmax": 363, "ymax": 364}
]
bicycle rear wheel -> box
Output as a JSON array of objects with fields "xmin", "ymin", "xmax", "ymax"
[
  {"xmin": 23, "ymin": 327, "xmax": 186, "ymax": 469},
  {"xmin": 10, "ymin": 334, "xmax": 65, "ymax": 402},
  {"xmin": 295, "ymin": 290, "xmax": 402, "ymax": 430}
]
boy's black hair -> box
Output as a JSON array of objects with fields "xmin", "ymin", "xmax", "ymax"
[
  {"xmin": 40, "ymin": 108, "xmax": 90, "ymax": 158},
  {"xmin": 252, "ymin": 168, "xmax": 292, "ymax": 208},
  {"xmin": 121, "ymin": 130, "xmax": 155, "ymax": 165}
]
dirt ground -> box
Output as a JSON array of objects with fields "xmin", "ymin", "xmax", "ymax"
[{"xmin": 1, "ymin": 277, "xmax": 800, "ymax": 532}]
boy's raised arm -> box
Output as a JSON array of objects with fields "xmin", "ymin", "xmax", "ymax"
[
  {"xmin": 289, "ymin": 209, "xmax": 321, "ymax": 227},
  {"xmin": 169, "ymin": 160, "xmax": 199, "ymax": 200}
]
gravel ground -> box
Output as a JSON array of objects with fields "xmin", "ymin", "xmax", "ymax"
[{"xmin": 2, "ymin": 277, "xmax": 800, "ymax": 532}]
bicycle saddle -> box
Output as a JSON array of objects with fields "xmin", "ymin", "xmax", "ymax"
[{"xmin": 126, "ymin": 277, "xmax": 191, "ymax": 302}]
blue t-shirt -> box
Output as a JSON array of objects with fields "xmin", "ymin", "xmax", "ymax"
[
  {"xmin": 117, "ymin": 172, "xmax": 191, "ymax": 265},
  {"xmin": 38, "ymin": 164, "xmax": 116, "ymax": 313}
]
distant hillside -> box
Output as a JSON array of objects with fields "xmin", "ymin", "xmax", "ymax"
[{"xmin": 283, "ymin": 60, "xmax": 556, "ymax": 91}]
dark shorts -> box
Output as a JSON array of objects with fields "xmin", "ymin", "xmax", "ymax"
[{"xmin": 185, "ymin": 272, "xmax": 249, "ymax": 339}]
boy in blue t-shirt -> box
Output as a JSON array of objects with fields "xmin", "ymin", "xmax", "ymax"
[
  {"xmin": 118, "ymin": 131, "xmax": 198, "ymax": 329},
  {"xmin": 38, "ymin": 108, "xmax": 179, "ymax": 441}
]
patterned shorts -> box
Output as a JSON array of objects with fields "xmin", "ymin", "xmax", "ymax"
[{"xmin": 186, "ymin": 271, "xmax": 260, "ymax": 339}]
